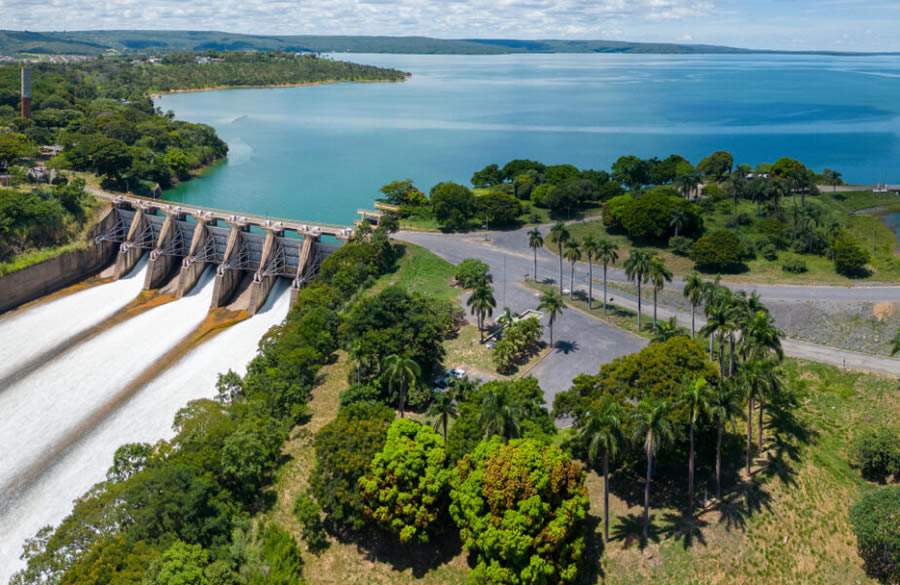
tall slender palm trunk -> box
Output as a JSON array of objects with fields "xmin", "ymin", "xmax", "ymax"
[
  {"xmin": 652, "ymin": 288, "xmax": 658, "ymax": 327},
  {"xmin": 758, "ymin": 401, "xmax": 764, "ymax": 448},
  {"xmin": 716, "ymin": 422, "xmax": 723, "ymax": 499},
  {"xmin": 688, "ymin": 424, "xmax": 695, "ymax": 513},
  {"xmin": 558, "ymin": 253, "xmax": 564, "ymax": 294},
  {"xmin": 636, "ymin": 279, "xmax": 643, "ymax": 330},
  {"xmin": 588, "ymin": 259, "xmax": 594, "ymax": 309},
  {"xmin": 603, "ymin": 265, "xmax": 609, "ymax": 315},
  {"xmin": 746, "ymin": 398, "xmax": 754, "ymax": 474},
  {"xmin": 691, "ymin": 304, "xmax": 696, "ymax": 338},
  {"xmin": 570, "ymin": 261, "xmax": 576, "ymax": 296},
  {"xmin": 603, "ymin": 452, "xmax": 611, "ymax": 542},
  {"xmin": 643, "ymin": 451, "xmax": 652, "ymax": 539},
  {"xmin": 533, "ymin": 249, "xmax": 538, "ymax": 281}
]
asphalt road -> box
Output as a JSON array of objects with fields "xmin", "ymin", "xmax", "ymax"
[{"xmin": 398, "ymin": 227, "xmax": 900, "ymax": 385}]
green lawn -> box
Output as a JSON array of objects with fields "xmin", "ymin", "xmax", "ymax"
[
  {"xmin": 548, "ymin": 191, "xmax": 900, "ymax": 284},
  {"xmin": 370, "ymin": 242, "xmax": 460, "ymax": 303}
]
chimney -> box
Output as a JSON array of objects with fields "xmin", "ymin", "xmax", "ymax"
[{"xmin": 20, "ymin": 65, "xmax": 32, "ymax": 119}]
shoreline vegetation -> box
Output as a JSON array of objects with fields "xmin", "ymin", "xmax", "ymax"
[
  {"xmin": 148, "ymin": 77, "xmax": 408, "ymax": 99},
  {"xmin": 0, "ymin": 51, "xmax": 407, "ymax": 276},
  {"xmin": 383, "ymin": 154, "xmax": 900, "ymax": 285}
]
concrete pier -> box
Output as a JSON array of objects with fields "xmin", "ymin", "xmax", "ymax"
[
  {"xmin": 113, "ymin": 207, "xmax": 148, "ymax": 279},
  {"xmin": 211, "ymin": 221, "xmax": 249, "ymax": 308},
  {"xmin": 144, "ymin": 209, "xmax": 186, "ymax": 290}
]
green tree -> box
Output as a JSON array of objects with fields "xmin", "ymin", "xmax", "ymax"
[
  {"xmin": 0, "ymin": 132, "xmax": 34, "ymax": 169},
  {"xmin": 691, "ymin": 230, "xmax": 744, "ymax": 273},
  {"xmin": 624, "ymin": 249, "xmax": 653, "ymax": 330},
  {"xmin": 596, "ymin": 239, "xmax": 619, "ymax": 315},
  {"xmin": 612, "ymin": 155, "xmax": 650, "ymax": 192},
  {"xmin": 311, "ymin": 402, "xmax": 395, "ymax": 531},
  {"xmin": 580, "ymin": 398, "xmax": 624, "ymax": 542},
  {"xmin": 449, "ymin": 438, "xmax": 590, "ymax": 585},
  {"xmin": 549, "ymin": 221, "xmax": 570, "ymax": 294},
  {"xmin": 359, "ymin": 419, "xmax": 450, "ymax": 544},
  {"xmin": 563, "ymin": 239, "xmax": 582, "ymax": 296},
  {"xmin": 833, "ymin": 232, "xmax": 870, "ymax": 277},
  {"xmin": 647, "ymin": 255, "xmax": 672, "ymax": 328},
  {"xmin": 380, "ymin": 179, "xmax": 425, "ymax": 206},
  {"xmin": 682, "ymin": 378, "xmax": 711, "ymax": 513},
  {"xmin": 467, "ymin": 281, "xmax": 497, "ymax": 342},
  {"xmin": 428, "ymin": 391, "xmax": 458, "ymax": 442},
  {"xmin": 633, "ymin": 398, "xmax": 675, "ymax": 540},
  {"xmin": 454, "ymin": 258, "xmax": 492, "ymax": 288},
  {"xmin": 471, "ymin": 163, "xmax": 503, "ymax": 188},
  {"xmin": 478, "ymin": 384, "xmax": 525, "ymax": 440},
  {"xmin": 150, "ymin": 540, "xmax": 208, "ymax": 585},
  {"xmin": 528, "ymin": 227, "xmax": 544, "ymax": 281},
  {"xmin": 431, "ymin": 181, "xmax": 477, "ymax": 229},
  {"xmin": 538, "ymin": 289, "xmax": 566, "ymax": 348},
  {"xmin": 477, "ymin": 191, "xmax": 523, "ymax": 227},
  {"xmin": 383, "ymin": 354, "xmax": 421, "ymax": 417},
  {"xmin": 674, "ymin": 166, "xmax": 703, "ymax": 199},
  {"xmin": 698, "ymin": 151, "xmax": 734, "ymax": 182},
  {"xmin": 822, "ymin": 168, "xmax": 843, "ymax": 192},
  {"xmin": 683, "ymin": 272, "xmax": 705, "ymax": 338}
]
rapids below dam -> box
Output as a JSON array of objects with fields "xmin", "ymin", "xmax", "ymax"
[{"xmin": 0, "ymin": 260, "xmax": 293, "ymax": 582}]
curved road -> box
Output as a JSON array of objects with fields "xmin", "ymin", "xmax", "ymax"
[{"xmin": 397, "ymin": 227, "xmax": 900, "ymax": 390}]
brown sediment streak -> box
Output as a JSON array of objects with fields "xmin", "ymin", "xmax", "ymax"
[
  {"xmin": 0, "ymin": 307, "xmax": 247, "ymax": 510},
  {"xmin": 0, "ymin": 290, "xmax": 179, "ymax": 392}
]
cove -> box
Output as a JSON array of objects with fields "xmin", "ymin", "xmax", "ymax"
[{"xmin": 158, "ymin": 53, "xmax": 900, "ymax": 224}]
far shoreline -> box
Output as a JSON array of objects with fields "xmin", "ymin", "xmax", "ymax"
[{"xmin": 149, "ymin": 76, "xmax": 410, "ymax": 100}]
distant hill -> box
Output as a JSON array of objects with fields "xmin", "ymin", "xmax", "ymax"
[{"xmin": 1, "ymin": 30, "xmax": 895, "ymax": 57}]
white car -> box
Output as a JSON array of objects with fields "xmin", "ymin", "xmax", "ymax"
[{"xmin": 449, "ymin": 368, "xmax": 466, "ymax": 379}]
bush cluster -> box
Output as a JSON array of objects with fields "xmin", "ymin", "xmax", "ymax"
[
  {"xmin": 850, "ymin": 486, "xmax": 900, "ymax": 584},
  {"xmin": 851, "ymin": 427, "xmax": 900, "ymax": 483}
]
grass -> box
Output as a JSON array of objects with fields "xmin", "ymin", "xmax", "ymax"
[
  {"xmin": 548, "ymin": 191, "xmax": 900, "ymax": 285},
  {"xmin": 369, "ymin": 243, "xmax": 460, "ymax": 303}
]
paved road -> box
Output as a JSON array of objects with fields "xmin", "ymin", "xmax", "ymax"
[
  {"xmin": 398, "ymin": 227, "xmax": 900, "ymax": 380},
  {"xmin": 395, "ymin": 231, "xmax": 646, "ymax": 403}
]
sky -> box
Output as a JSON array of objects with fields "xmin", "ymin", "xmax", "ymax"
[{"xmin": 2, "ymin": 0, "xmax": 900, "ymax": 52}]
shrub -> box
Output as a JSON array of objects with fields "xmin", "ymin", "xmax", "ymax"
[
  {"xmin": 691, "ymin": 230, "xmax": 745, "ymax": 273},
  {"xmin": 450, "ymin": 438, "xmax": 590, "ymax": 584},
  {"xmin": 850, "ymin": 486, "xmax": 900, "ymax": 583},
  {"xmin": 834, "ymin": 233, "xmax": 870, "ymax": 277},
  {"xmin": 454, "ymin": 258, "xmax": 492, "ymax": 288},
  {"xmin": 725, "ymin": 212, "xmax": 753, "ymax": 228},
  {"xmin": 293, "ymin": 492, "xmax": 329, "ymax": 553},
  {"xmin": 339, "ymin": 384, "xmax": 382, "ymax": 406},
  {"xmin": 760, "ymin": 243, "xmax": 778, "ymax": 261},
  {"xmin": 669, "ymin": 235, "xmax": 694, "ymax": 257},
  {"xmin": 851, "ymin": 427, "xmax": 900, "ymax": 483},
  {"xmin": 359, "ymin": 419, "xmax": 450, "ymax": 543},
  {"xmin": 530, "ymin": 183, "xmax": 555, "ymax": 208},
  {"xmin": 781, "ymin": 257, "xmax": 808, "ymax": 274}
]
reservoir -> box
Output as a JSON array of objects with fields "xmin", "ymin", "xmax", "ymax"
[{"xmin": 159, "ymin": 53, "xmax": 900, "ymax": 223}]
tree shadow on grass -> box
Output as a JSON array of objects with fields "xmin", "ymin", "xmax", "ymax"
[
  {"xmin": 660, "ymin": 510, "xmax": 708, "ymax": 550},
  {"xmin": 347, "ymin": 527, "xmax": 464, "ymax": 578},
  {"xmin": 717, "ymin": 477, "xmax": 773, "ymax": 533},
  {"xmin": 575, "ymin": 514, "xmax": 605, "ymax": 584},
  {"xmin": 610, "ymin": 512, "xmax": 663, "ymax": 550}
]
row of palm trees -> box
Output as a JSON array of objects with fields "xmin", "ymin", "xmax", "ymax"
[
  {"xmin": 531, "ymin": 223, "xmax": 680, "ymax": 332},
  {"xmin": 575, "ymin": 274, "xmax": 784, "ymax": 541}
]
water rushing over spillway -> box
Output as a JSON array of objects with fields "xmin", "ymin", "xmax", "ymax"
[
  {"xmin": 0, "ymin": 257, "xmax": 149, "ymax": 384},
  {"xmin": 0, "ymin": 269, "xmax": 292, "ymax": 582}
]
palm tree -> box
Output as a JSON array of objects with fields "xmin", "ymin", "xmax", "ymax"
[
  {"xmin": 478, "ymin": 386, "xmax": 522, "ymax": 440},
  {"xmin": 582, "ymin": 235, "xmax": 599, "ymax": 309},
  {"xmin": 683, "ymin": 272, "xmax": 705, "ymax": 338},
  {"xmin": 497, "ymin": 306, "xmax": 516, "ymax": 330},
  {"xmin": 822, "ymin": 168, "xmax": 842, "ymax": 192},
  {"xmin": 596, "ymin": 239, "xmax": 619, "ymax": 315},
  {"xmin": 580, "ymin": 398, "xmax": 623, "ymax": 542},
  {"xmin": 647, "ymin": 256, "xmax": 672, "ymax": 328},
  {"xmin": 651, "ymin": 316, "xmax": 681, "ymax": 343},
  {"xmin": 467, "ymin": 282, "xmax": 496, "ymax": 342},
  {"xmin": 683, "ymin": 378, "xmax": 711, "ymax": 513},
  {"xmin": 675, "ymin": 168, "xmax": 702, "ymax": 199},
  {"xmin": 549, "ymin": 222, "xmax": 570, "ymax": 294},
  {"xmin": 633, "ymin": 398, "xmax": 674, "ymax": 540},
  {"xmin": 428, "ymin": 391, "xmax": 457, "ymax": 442},
  {"xmin": 563, "ymin": 239, "xmax": 582, "ymax": 296},
  {"xmin": 709, "ymin": 379, "xmax": 743, "ymax": 499},
  {"xmin": 701, "ymin": 290, "xmax": 735, "ymax": 374},
  {"xmin": 538, "ymin": 289, "xmax": 566, "ymax": 348},
  {"xmin": 669, "ymin": 207, "xmax": 689, "ymax": 237},
  {"xmin": 738, "ymin": 310, "xmax": 784, "ymax": 364},
  {"xmin": 528, "ymin": 227, "xmax": 544, "ymax": 281},
  {"xmin": 624, "ymin": 250, "xmax": 653, "ymax": 330},
  {"xmin": 383, "ymin": 354, "xmax": 421, "ymax": 418}
]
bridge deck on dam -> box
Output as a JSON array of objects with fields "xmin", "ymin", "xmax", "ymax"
[{"xmin": 92, "ymin": 193, "xmax": 350, "ymax": 314}]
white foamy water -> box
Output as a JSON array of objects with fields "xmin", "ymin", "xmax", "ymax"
[
  {"xmin": 0, "ymin": 279, "xmax": 292, "ymax": 582},
  {"xmin": 0, "ymin": 257, "xmax": 149, "ymax": 384}
]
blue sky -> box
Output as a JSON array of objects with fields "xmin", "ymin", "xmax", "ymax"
[{"xmin": 3, "ymin": 0, "xmax": 900, "ymax": 52}]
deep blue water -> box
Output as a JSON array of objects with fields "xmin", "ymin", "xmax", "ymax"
[{"xmin": 159, "ymin": 53, "xmax": 900, "ymax": 225}]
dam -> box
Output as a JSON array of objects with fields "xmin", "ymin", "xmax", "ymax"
[{"xmin": 0, "ymin": 196, "xmax": 354, "ymax": 582}]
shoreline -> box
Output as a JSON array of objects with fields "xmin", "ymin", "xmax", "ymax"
[{"xmin": 149, "ymin": 76, "xmax": 408, "ymax": 100}]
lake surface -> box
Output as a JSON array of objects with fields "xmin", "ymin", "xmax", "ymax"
[{"xmin": 159, "ymin": 53, "xmax": 900, "ymax": 225}]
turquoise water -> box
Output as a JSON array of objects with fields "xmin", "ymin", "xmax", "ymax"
[{"xmin": 159, "ymin": 53, "xmax": 900, "ymax": 225}]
